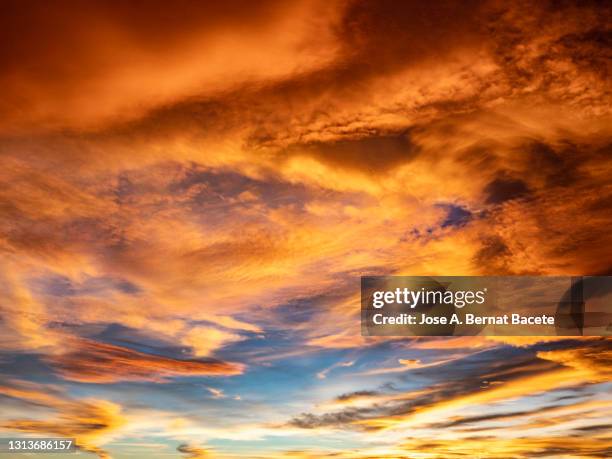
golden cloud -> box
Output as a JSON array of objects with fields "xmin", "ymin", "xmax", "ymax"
[{"xmin": 0, "ymin": 380, "xmax": 126, "ymax": 459}]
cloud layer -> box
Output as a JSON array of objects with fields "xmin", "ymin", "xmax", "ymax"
[{"xmin": 0, "ymin": 0, "xmax": 610, "ymax": 458}]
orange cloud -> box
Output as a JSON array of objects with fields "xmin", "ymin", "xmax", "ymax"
[
  {"xmin": 0, "ymin": 0, "xmax": 344, "ymax": 134},
  {"xmin": 47, "ymin": 338, "xmax": 244, "ymax": 383},
  {"xmin": 537, "ymin": 339, "xmax": 612, "ymax": 382}
]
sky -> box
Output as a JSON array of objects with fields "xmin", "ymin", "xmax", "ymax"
[{"xmin": 0, "ymin": 0, "xmax": 611, "ymax": 458}]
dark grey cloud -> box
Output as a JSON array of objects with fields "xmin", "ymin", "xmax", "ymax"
[
  {"xmin": 439, "ymin": 204, "xmax": 473, "ymax": 228},
  {"xmin": 335, "ymin": 390, "xmax": 380, "ymax": 402},
  {"xmin": 484, "ymin": 176, "xmax": 531, "ymax": 205}
]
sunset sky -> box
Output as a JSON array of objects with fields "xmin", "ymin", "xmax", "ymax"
[{"xmin": 0, "ymin": 1, "xmax": 611, "ymax": 458}]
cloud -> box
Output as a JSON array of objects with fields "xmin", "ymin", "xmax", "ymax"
[
  {"xmin": 0, "ymin": 380, "xmax": 126, "ymax": 459},
  {"xmin": 0, "ymin": 0, "xmax": 344, "ymax": 134},
  {"xmin": 409, "ymin": 337, "xmax": 495, "ymax": 350},
  {"xmin": 177, "ymin": 444, "xmax": 213, "ymax": 458},
  {"xmin": 537, "ymin": 339, "xmax": 612, "ymax": 382},
  {"xmin": 485, "ymin": 336, "xmax": 587, "ymax": 347},
  {"xmin": 483, "ymin": 175, "xmax": 531, "ymax": 205},
  {"xmin": 47, "ymin": 338, "xmax": 244, "ymax": 383},
  {"xmin": 289, "ymin": 340, "xmax": 610, "ymax": 433},
  {"xmin": 426, "ymin": 399, "xmax": 609, "ymax": 430},
  {"xmin": 181, "ymin": 326, "xmax": 244, "ymax": 358},
  {"xmin": 355, "ymin": 355, "xmax": 463, "ymax": 376},
  {"xmin": 206, "ymin": 387, "xmax": 225, "ymax": 399},
  {"xmin": 397, "ymin": 436, "xmax": 612, "ymax": 459},
  {"xmin": 317, "ymin": 360, "xmax": 355, "ymax": 379},
  {"xmin": 335, "ymin": 391, "xmax": 380, "ymax": 403}
]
